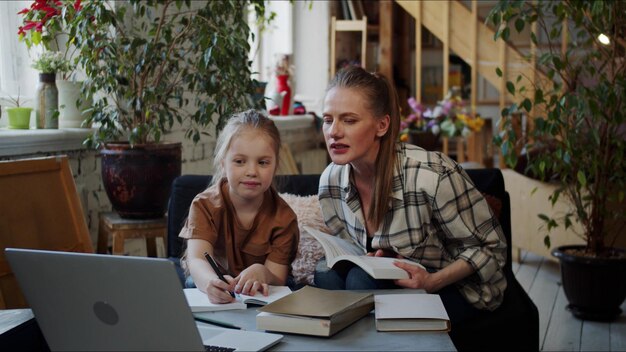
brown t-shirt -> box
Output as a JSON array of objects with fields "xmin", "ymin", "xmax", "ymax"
[{"xmin": 179, "ymin": 179, "xmax": 299, "ymax": 276}]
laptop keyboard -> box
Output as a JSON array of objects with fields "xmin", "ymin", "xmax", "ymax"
[{"xmin": 204, "ymin": 345, "xmax": 236, "ymax": 352}]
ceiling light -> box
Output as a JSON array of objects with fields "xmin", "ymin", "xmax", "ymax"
[{"xmin": 598, "ymin": 33, "xmax": 610, "ymax": 45}]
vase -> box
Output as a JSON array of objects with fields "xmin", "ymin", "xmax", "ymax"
[
  {"xmin": 276, "ymin": 74, "xmax": 291, "ymax": 116},
  {"xmin": 36, "ymin": 73, "xmax": 59, "ymax": 129},
  {"xmin": 57, "ymin": 80, "xmax": 90, "ymax": 128}
]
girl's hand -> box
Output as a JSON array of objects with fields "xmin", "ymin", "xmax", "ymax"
[
  {"xmin": 234, "ymin": 264, "xmax": 270, "ymax": 296},
  {"xmin": 392, "ymin": 261, "xmax": 433, "ymax": 292},
  {"xmin": 203, "ymin": 275, "xmax": 236, "ymax": 304}
]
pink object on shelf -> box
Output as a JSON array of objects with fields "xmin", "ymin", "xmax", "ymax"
[{"xmin": 276, "ymin": 74, "xmax": 291, "ymax": 116}]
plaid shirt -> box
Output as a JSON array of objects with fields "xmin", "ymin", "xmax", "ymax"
[{"xmin": 318, "ymin": 143, "xmax": 507, "ymax": 310}]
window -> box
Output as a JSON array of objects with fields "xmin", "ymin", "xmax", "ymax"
[{"xmin": 0, "ymin": 1, "xmax": 40, "ymax": 110}]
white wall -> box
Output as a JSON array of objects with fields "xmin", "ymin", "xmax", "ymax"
[{"xmin": 292, "ymin": 1, "xmax": 330, "ymax": 115}]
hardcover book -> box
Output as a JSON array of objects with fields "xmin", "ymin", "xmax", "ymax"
[{"xmin": 256, "ymin": 286, "xmax": 374, "ymax": 337}]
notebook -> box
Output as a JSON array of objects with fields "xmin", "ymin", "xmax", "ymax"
[
  {"xmin": 4, "ymin": 248, "xmax": 283, "ymax": 351},
  {"xmin": 184, "ymin": 286, "xmax": 293, "ymax": 312},
  {"xmin": 374, "ymin": 293, "xmax": 451, "ymax": 332}
]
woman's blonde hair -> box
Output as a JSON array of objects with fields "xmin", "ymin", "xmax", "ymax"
[
  {"xmin": 210, "ymin": 109, "xmax": 281, "ymax": 186},
  {"xmin": 326, "ymin": 66, "xmax": 401, "ymax": 230}
]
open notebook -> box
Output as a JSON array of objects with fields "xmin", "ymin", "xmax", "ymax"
[{"xmin": 184, "ymin": 286, "xmax": 293, "ymax": 312}]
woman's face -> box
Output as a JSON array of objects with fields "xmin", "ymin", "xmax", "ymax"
[{"xmin": 322, "ymin": 87, "xmax": 389, "ymax": 167}]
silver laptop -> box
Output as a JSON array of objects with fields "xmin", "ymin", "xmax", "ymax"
[{"xmin": 5, "ymin": 248, "xmax": 283, "ymax": 351}]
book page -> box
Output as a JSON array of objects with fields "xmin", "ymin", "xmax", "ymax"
[
  {"xmin": 240, "ymin": 286, "xmax": 292, "ymax": 305},
  {"xmin": 305, "ymin": 226, "xmax": 426, "ymax": 279},
  {"xmin": 304, "ymin": 226, "xmax": 364, "ymax": 263},
  {"xmin": 183, "ymin": 288, "xmax": 246, "ymax": 312}
]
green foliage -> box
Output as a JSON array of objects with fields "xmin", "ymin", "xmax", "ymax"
[
  {"xmin": 68, "ymin": 0, "xmax": 268, "ymax": 147},
  {"xmin": 488, "ymin": 0, "xmax": 626, "ymax": 256}
]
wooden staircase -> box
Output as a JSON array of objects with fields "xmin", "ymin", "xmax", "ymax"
[
  {"xmin": 396, "ymin": 0, "xmax": 550, "ymax": 165},
  {"xmin": 397, "ymin": 0, "xmax": 553, "ymax": 106}
]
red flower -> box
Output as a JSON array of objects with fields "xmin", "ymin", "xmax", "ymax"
[
  {"xmin": 74, "ymin": 0, "xmax": 82, "ymax": 11},
  {"xmin": 17, "ymin": 8, "xmax": 29, "ymax": 15}
]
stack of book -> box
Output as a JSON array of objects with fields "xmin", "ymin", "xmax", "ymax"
[{"xmin": 256, "ymin": 286, "xmax": 374, "ymax": 337}]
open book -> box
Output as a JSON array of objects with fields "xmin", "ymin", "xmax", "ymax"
[
  {"xmin": 374, "ymin": 293, "xmax": 450, "ymax": 332},
  {"xmin": 304, "ymin": 226, "xmax": 425, "ymax": 279},
  {"xmin": 183, "ymin": 286, "xmax": 292, "ymax": 312}
]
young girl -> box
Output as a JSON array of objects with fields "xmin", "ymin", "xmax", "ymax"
[{"xmin": 179, "ymin": 110, "xmax": 299, "ymax": 304}]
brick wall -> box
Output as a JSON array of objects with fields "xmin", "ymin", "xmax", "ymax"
[{"xmin": 0, "ymin": 116, "xmax": 327, "ymax": 250}]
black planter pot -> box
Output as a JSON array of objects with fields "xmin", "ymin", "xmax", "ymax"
[
  {"xmin": 409, "ymin": 130, "xmax": 439, "ymax": 151},
  {"xmin": 101, "ymin": 142, "xmax": 182, "ymax": 219},
  {"xmin": 552, "ymin": 245, "xmax": 626, "ymax": 321}
]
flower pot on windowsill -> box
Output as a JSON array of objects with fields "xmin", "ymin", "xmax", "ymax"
[
  {"xmin": 57, "ymin": 80, "xmax": 91, "ymax": 128},
  {"xmin": 6, "ymin": 107, "xmax": 33, "ymax": 129}
]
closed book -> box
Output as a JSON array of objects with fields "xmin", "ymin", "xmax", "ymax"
[
  {"xmin": 305, "ymin": 226, "xmax": 425, "ymax": 279},
  {"xmin": 374, "ymin": 294, "xmax": 451, "ymax": 332},
  {"xmin": 184, "ymin": 286, "xmax": 292, "ymax": 312},
  {"xmin": 256, "ymin": 286, "xmax": 374, "ymax": 337}
]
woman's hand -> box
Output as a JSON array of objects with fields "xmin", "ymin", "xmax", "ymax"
[
  {"xmin": 392, "ymin": 261, "xmax": 434, "ymax": 292},
  {"xmin": 366, "ymin": 248, "xmax": 401, "ymax": 258},
  {"xmin": 203, "ymin": 275, "xmax": 236, "ymax": 304},
  {"xmin": 233, "ymin": 264, "xmax": 270, "ymax": 296}
]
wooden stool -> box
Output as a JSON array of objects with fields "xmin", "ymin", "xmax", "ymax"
[{"xmin": 97, "ymin": 212, "xmax": 167, "ymax": 257}]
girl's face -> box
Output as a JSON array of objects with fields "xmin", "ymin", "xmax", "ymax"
[
  {"xmin": 322, "ymin": 87, "xmax": 389, "ymax": 167},
  {"xmin": 222, "ymin": 129, "xmax": 278, "ymax": 204}
]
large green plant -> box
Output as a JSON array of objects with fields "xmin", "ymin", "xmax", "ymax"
[
  {"xmin": 489, "ymin": 0, "xmax": 626, "ymax": 256},
  {"xmin": 69, "ymin": 0, "xmax": 268, "ymax": 146}
]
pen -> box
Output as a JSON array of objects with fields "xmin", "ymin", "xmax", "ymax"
[
  {"xmin": 204, "ymin": 252, "xmax": 236, "ymax": 298},
  {"xmin": 193, "ymin": 315, "xmax": 242, "ymax": 330}
]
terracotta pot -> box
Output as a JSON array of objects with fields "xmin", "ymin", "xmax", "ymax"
[
  {"xmin": 100, "ymin": 142, "xmax": 182, "ymax": 219},
  {"xmin": 552, "ymin": 245, "xmax": 626, "ymax": 321}
]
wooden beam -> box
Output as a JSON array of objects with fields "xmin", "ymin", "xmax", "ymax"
[
  {"xmin": 379, "ymin": 1, "xmax": 393, "ymax": 82},
  {"xmin": 468, "ymin": 0, "xmax": 479, "ymax": 163},
  {"xmin": 498, "ymin": 34, "xmax": 507, "ymax": 169},
  {"xmin": 330, "ymin": 16, "xmax": 337, "ymax": 78},
  {"xmin": 442, "ymin": 0, "xmax": 450, "ymax": 96},
  {"xmin": 415, "ymin": 2, "xmax": 422, "ymax": 102}
]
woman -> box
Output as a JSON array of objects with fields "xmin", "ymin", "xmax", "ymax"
[{"xmin": 315, "ymin": 66, "xmax": 507, "ymax": 326}]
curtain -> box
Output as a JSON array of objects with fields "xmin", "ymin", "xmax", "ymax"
[{"xmin": 0, "ymin": 1, "xmax": 39, "ymax": 106}]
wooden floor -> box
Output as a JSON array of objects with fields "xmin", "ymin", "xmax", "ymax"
[{"xmin": 512, "ymin": 250, "xmax": 626, "ymax": 351}]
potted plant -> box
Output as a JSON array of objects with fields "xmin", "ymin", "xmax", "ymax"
[
  {"xmin": 1, "ymin": 89, "xmax": 33, "ymax": 130},
  {"xmin": 18, "ymin": 0, "xmax": 87, "ymax": 129},
  {"xmin": 400, "ymin": 90, "xmax": 485, "ymax": 153},
  {"xmin": 489, "ymin": 0, "xmax": 626, "ymax": 321},
  {"xmin": 63, "ymin": 0, "xmax": 268, "ymax": 219}
]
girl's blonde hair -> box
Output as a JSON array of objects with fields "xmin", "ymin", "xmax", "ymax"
[
  {"xmin": 210, "ymin": 109, "xmax": 281, "ymax": 186},
  {"xmin": 326, "ymin": 66, "xmax": 401, "ymax": 230}
]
